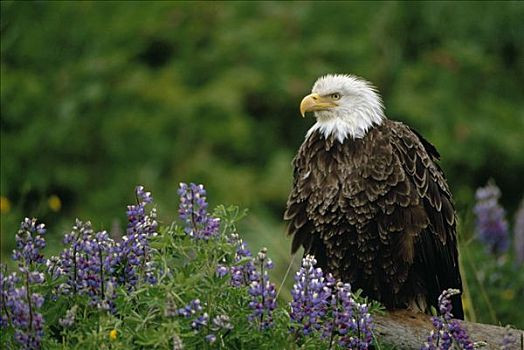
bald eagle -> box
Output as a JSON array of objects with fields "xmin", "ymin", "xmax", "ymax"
[{"xmin": 284, "ymin": 74, "xmax": 463, "ymax": 319}]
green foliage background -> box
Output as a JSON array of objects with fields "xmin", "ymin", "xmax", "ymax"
[{"xmin": 1, "ymin": 1, "xmax": 523, "ymax": 328}]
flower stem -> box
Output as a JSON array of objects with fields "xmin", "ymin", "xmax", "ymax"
[
  {"xmin": 190, "ymin": 188, "xmax": 199, "ymax": 237},
  {"xmin": 72, "ymin": 244, "xmax": 78, "ymax": 295},
  {"xmin": 259, "ymin": 256, "xmax": 265, "ymax": 330},
  {"xmin": 97, "ymin": 239, "xmax": 105, "ymax": 300},
  {"xmin": 25, "ymin": 270, "xmax": 34, "ymax": 332}
]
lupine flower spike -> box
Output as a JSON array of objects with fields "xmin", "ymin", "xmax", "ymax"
[
  {"xmin": 178, "ymin": 183, "xmax": 220, "ymax": 240},
  {"xmin": 110, "ymin": 186, "xmax": 158, "ymax": 289},
  {"xmin": 12, "ymin": 218, "xmax": 47, "ymax": 269},
  {"xmin": 248, "ymin": 248, "xmax": 277, "ymax": 329},
  {"xmin": 226, "ymin": 234, "xmax": 257, "ymax": 287},
  {"xmin": 3, "ymin": 219, "xmax": 48, "ymax": 349},
  {"xmin": 290, "ymin": 255, "xmax": 335, "ymax": 336},
  {"xmin": 474, "ymin": 181, "xmax": 509, "ymax": 255},
  {"xmin": 422, "ymin": 289, "xmax": 474, "ymax": 350}
]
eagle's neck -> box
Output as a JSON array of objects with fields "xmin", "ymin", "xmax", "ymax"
[{"xmin": 306, "ymin": 105, "xmax": 385, "ymax": 143}]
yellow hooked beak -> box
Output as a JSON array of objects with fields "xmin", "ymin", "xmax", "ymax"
[{"xmin": 299, "ymin": 93, "xmax": 338, "ymax": 117}]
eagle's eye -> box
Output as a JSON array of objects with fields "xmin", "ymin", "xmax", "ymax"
[{"xmin": 330, "ymin": 93, "xmax": 341, "ymax": 100}]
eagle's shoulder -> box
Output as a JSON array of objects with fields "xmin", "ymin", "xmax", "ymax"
[{"xmin": 386, "ymin": 121, "xmax": 454, "ymax": 216}]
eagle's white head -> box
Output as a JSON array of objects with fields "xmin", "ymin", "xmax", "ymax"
[{"xmin": 301, "ymin": 74, "xmax": 385, "ymax": 142}]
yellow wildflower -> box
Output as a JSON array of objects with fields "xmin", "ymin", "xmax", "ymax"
[
  {"xmin": 109, "ymin": 329, "xmax": 117, "ymax": 341},
  {"xmin": 48, "ymin": 195, "xmax": 62, "ymax": 212},
  {"xmin": 0, "ymin": 196, "xmax": 11, "ymax": 214},
  {"xmin": 501, "ymin": 289, "xmax": 514, "ymax": 300}
]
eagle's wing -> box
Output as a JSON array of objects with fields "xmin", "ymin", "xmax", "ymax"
[
  {"xmin": 284, "ymin": 132, "xmax": 329, "ymax": 268},
  {"xmin": 391, "ymin": 123, "xmax": 463, "ymax": 318}
]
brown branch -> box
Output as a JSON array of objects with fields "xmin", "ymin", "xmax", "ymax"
[{"xmin": 374, "ymin": 310, "xmax": 523, "ymax": 350}]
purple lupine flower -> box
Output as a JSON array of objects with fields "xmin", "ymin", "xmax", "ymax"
[
  {"xmin": 331, "ymin": 283, "xmax": 354, "ymax": 345},
  {"xmin": 228, "ymin": 234, "xmax": 258, "ymax": 287},
  {"xmin": 46, "ymin": 256, "xmax": 63, "ymax": 280},
  {"xmin": 322, "ymin": 283, "xmax": 349, "ymax": 341},
  {"xmin": 60, "ymin": 219, "xmax": 95, "ymax": 294},
  {"xmin": 448, "ymin": 319, "xmax": 474, "ymax": 350},
  {"xmin": 216, "ymin": 265, "xmax": 229, "ymax": 278},
  {"xmin": 290, "ymin": 255, "xmax": 335, "ymax": 336},
  {"xmin": 474, "ymin": 182, "xmax": 509, "ymax": 255},
  {"xmin": 12, "ymin": 218, "xmax": 47, "ymax": 269},
  {"xmin": 514, "ymin": 200, "xmax": 524, "ymax": 265},
  {"xmin": 352, "ymin": 302, "xmax": 374, "ymax": 349},
  {"xmin": 422, "ymin": 289, "xmax": 473, "ymax": 350},
  {"xmin": 247, "ymin": 248, "xmax": 277, "ymax": 329},
  {"xmin": 178, "ymin": 183, "xmax": 220, "ymax": 240},
  {"xmin": 205, "ymin": 334, "xmax": 216, "ymax": 344},
  {"xmin": 438, "ymin": 288, "xmax": 459, "ymax": 321},
  {"xmin": 338, "ymin": 306, "xmax": 373, "ymax": 349},
  {"xmin": 127, "ymin": 186, "xmax": 158, "ymax": 239},
  {"xmin": 3, "ymin": 282, "xmax": 45, "ymax": 349},
  {"xmin": 423, "ymin": 314, "xmax": 445, "ymax": 349},
  {"xmin": 1, "ymin": 267, "xmax": 18, "ymax": 329},
  {"xmin": 12, "ymin": 292, "xmax": 44, "ymax": 350},
  {"xmin": 200, "ymin": 314, "xmax": 233, "ymax": 345},
  {"xmin": 178, "ymin": 298, "xmax": 203, "ymax": 318},
  {"xmin": 322, "ymin": 282, "xmax": 373, "ymax": 349},
  {"xmin": 191, "ymin": 313, "xmax": 209, "ymax": 331},
  {"xmin": 111, "ymin": 186, "xmax": 158, "ymax": 288},
  {"xmin": 290, "ymin": 257, "xmax": 375, "ymax": 347},
  {"xmin": 6, "ymin": 218, "xmax": 48, "ymax": 349},
  {"xmin": 177, "ymin": 299, "xmax": 210, "ymax": 332},
  {"xmin": 59, "ymin": 220, "xmax": 116, "ymax": 311}
]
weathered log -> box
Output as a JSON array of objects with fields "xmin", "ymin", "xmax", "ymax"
[{"xmin": 374, "ymin": 310, "xmax": 523, "ymax": 349}]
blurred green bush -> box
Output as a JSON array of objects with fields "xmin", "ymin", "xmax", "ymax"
[{"xmin": 1, "ymin": 1, "xmax": 523, "ymax": 327}]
